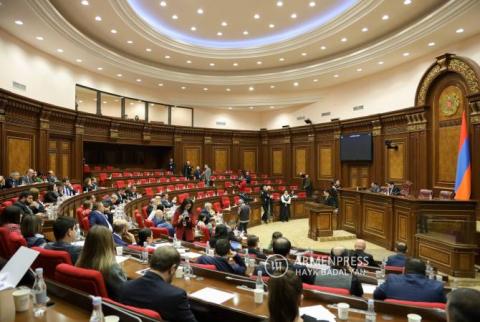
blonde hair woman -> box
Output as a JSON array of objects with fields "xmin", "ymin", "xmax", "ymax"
[{"xmin": 76, "ymin": 225, "xmax": 127, "ymax": 300}]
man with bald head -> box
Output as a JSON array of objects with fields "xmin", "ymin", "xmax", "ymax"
[
  {"xmin": 447, "ymin": 288, "xmax": 480, "ymax": 322},
  {"xmin": 351, "ymin": 239, "xmax": 378, "ymax": 268},
  {"xmin": 386, "ymin": 241, "xmax": 408, "ymax": 267}
]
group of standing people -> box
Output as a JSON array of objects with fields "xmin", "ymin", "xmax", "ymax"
[{"xmin": 167, "ymin": 158, "xmax": 212, "ymax": 186}]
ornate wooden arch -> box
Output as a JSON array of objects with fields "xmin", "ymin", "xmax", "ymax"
[{"xmin": 415, "ymin": 53, "xmax": 480, "ymax": 107}]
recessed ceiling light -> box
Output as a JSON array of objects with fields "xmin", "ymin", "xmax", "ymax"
[
  {"xmin": 270, "ymin": 85, "xmax": 275, "ymax": 89},
  {"xmin": 320, "ymin": 46, "xmax": 326, "ymax": 50},
  {"xmin": 56, "ymin": 48, "xmax": 64, "ymax": 53},
  {"xmin": 35, "ymin": 36, "xmax": 44, "ymax": 40},
  {"xmin": 313, "ymin": 79, "xmax": 318, "ymax": 82},
  {"xmin": 276, "ymin": 1, "xmax": 283, "ymax": 7},
  {"xmin": 270, "ymin": 106, "xmax": 275, "ymax": 109},
  {"xmin": 14, "ymin": 20, "xmax": 23, "ymax": 25},
  {"xmin": 78, "ymin": 100, "xmax": 83, "ymax": 103},
  {"xmin": 190, "ymin": 26, "xmax": 197, "ymax": 31},
  {"xmin": 95, "ymin": 16, "xmax": 102, "ymax": 21},
  {"xmin": 404, "ymin": 0, "xmax": 412, "ymax": 5},
  {"xmin": 103, "ymin": 101, "xmax": 107, "ymax": 104},
  {"xmin": 160, "ymin": 1, "xmax": 167, "ymax": 7},
  {"xmin": 279, "ymin": 57, "xmax": 285, "ymax": 62},
  {"xmin": 217, "ymin": 31, "xmax": 223, "ymax": 36},
  {"xmin": 158, "ymin": 83, "xmax": 164, "ymax": 86},
  {"xmin": 333, "ymin": 74, "xmax": 339, "ymax": 78},
  {"xmin": 97, "ymin": 67, "xmax": 103, "ymax": 70},
  {"xmin": 256, "ymin": 61, "xmax": 262, "ymax": 65},
  {"xmin": 226, "ymin": 88, "xmax": 231, "ymax": 92},
  {"xmin": 127, "ymin": 40, "xmax": 133, "ymax": 44},
  {"xmin": 81, "ymin": 0, "xmax": 89, "ymax": 5},
  {"xmin": 181, "ymin": 86, "xmax": 186, "ymax": 90},
  {"xmin": 361, "ymin": 27, "xmax": 368, "ymax": 32},
  {"xmin": 164, "ymin": 55, "xmax": 170, "ymax": 59},
  {"xmin": 249, "ymin": 106, "xmax": 254, "ymax": 110},
  {"xmin": 221, "ymin": 21, "xmax": 227, "ymax": 27},
  {"xmin": 76, "ymin": 58, "xmax": 82, "ymax": 63},
  {"xmin": 290, "ymin": 13, "xmax": 297, "ymax": 19},
  {"xmin": 356, "ymin": 68, "xmax": 363, "ymax": 72},
  {"xmin": 228, "ymin": 107, "xmax": 232, "ymax": 110},
  {"xmin": 110, "ymin": 29, "xmax": 117, "ymax": 34},
  {"xmin": 172, "ymin": 14, "xmax": 178, "ymax": 20},
  {"xmin": 309, "ymin": 1, "xmax": 316, "ymax": 7},
  {"xmin": 301, "ymin": 52, "xmax": 307, "ymax": 56},
  {"xmin": 341, "ymin": 37, "xmax": 347, "ymax": 42},
  {"xmin": 378, "ymin": 61, "xmax": 384, "ymax": 65},
  {"xmin": 186, "ymin": 60, "xmax": 192, "ymax": 64},
  {"xmin": 209, "ymin": 62, "xmax": 215, "ymax": 66},
  {"xmin": 146, "ymin": 48, "xmax": 152, "ymax": 52},
  {"xmin": 249, "ymin": 86, "xmax": 255, "ymax": 91},
  {"xmin": 254, "ymin": 14, "xmax": 260, "ymax": 19},
  {"xmin": 117, "ymin": 73, "xmax": 122, "ymax": 77},
  {"xmin": 203, "ymin": 87, "xmax": 208, "ymax": 91},
  {"xmin": 403, "ymin": 52, "xmax": 410, "ymax": 56},
  {"xmin": 428, "ymin": 42, "xmax": 435, "ymax": 47},
  {"xmin": 382, "ymin": 14, "xmax": 389, "ymax": 20},
  {"xmin": 197, "ymin": 8, "xmax": 204, "ymax": 14},
  {"xmin": 243, "ymin": 30, "xmax": 249, "ymax": 35},
  {"xmin": 233, "ymin": 62, "xmax": 238, "ymax": 66},
  {"xmin": 293, "ymin": 82, "xmax": 299, "ymax": 87},
  {"xmin": 129, "ymin": 102, "xmax": 133, "ymax": 105},
  {"xmin": 136, "ymin": 78, "xmax": 142, "ymax": 82},
  {"xmin": 269, "ymin": 24, "xmax": 275, "ymax": 29},
  {"xmin": 456, "ymin": 28, "xmax": 464, "ymax": 33}
]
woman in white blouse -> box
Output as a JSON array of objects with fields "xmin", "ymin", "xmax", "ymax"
[{"xmin": 280, "ymin": 190, "xmax": 292, "ymax": 222}]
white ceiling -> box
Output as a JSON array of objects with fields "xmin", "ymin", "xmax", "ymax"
[{"xmin": 1, "ymin": 0, "xmax": 479, "ymax": 111}]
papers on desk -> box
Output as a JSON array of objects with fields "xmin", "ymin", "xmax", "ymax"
[
  {"xmin": 361, "ymin": 283, "xmax": 378, "ymax": 295},
  {"xmin": 152, "ymin": 242, "xmax": 173, "ymax": 248},
  {"xmin": 299, "ymin": 305, "xmax": 336, "ymax": 322},
  {"xmin": 116, "ymin": 256, "xmax": 129, "ymax": 264},
  {"xmin": 181, "ymin": 252, "xmax": 201, "ymax": 260},
  {"xmin": 190, "ymin": 287, "xmax": 235, "ymax": 305},
  {"xmin": 72, "ymin": 240, "xmax": 85, "ymax": 247},
  {"xmin": 0, "ymin": 246, "xmax": 39, "ymax": 291}
]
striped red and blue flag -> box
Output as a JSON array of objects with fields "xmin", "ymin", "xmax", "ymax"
[{"xmin": 454, "ymin": 111, "xmax": 471, "ymax": 200}]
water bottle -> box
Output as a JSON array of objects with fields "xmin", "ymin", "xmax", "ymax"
[
  {"xmin": 256, "ymin": 271, "xmax": 264, "ymax": 290},
  {"xmin": 75, "ymin": 223, "xmax": 82, "ymax": 241},
  {"xmin": 365, "ymin": 299, "xmax": 376, "ymax": 322},
  {"xmin": 184, "ymin": 258, "xmax": 192, "ymax": 280},
  {"xmin": 426, "ymin": 260, "xmax": 434, "ymax": 279},
  {"xmin": 32, "ymin": 268, "xmax": 48, "ymax": 316},
  {"xmin": 142, "ymin": 242, "xmax": 149, "ymax": 264},
  {"xmin": 173, "ymin": 233, "xmax": 179, "ymax": 248},
  {"xmin": 206, "ymin": 243, "xmax": 212, "ymax": 256},
  {"xmin": 89, "ymin": 296, "xmax": 104, "ymax": 322},
  {"xmin": 245, "ymin": 248, "xmax": 250, "ymax": 267}
]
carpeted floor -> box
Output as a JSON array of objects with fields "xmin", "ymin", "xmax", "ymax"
[{"xmin": 248, "ymin": 218, "xmax": 395, "ymax": 261}]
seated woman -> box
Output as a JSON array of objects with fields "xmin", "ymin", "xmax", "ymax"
[
  {"xmin": 83, "ymin": 177, "xmax": 95, "ymax": 192},
  {"xmin": 208, "ymin": 224, "xmax": 239, "ymax": 248},
  {"xmin": 1, "ymin": 206, "xmax": 22, "ymax": 233},
  {"xmin": 76, "ymin": 225, "xmax": 127, "ymax": 301},
  {"xmin": 29, "ymin": 187, "xmax": 46, "ymax": 215},
  {"xmin": 20, "ymin": 214, "xmax": 47, "ymax": 247},
  {"xmin": 268, "ymin": 270, "xmax": 318, "ymax": 322},
  {"xmin": 137, "ymin": 228, "xmax": 153, "ymax": 246}
]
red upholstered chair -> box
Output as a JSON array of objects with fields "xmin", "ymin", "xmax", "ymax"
[
  {"xmin": 154, "ymin": 171, "xmax": 162, "ymax": 177},
  {"xmin": 83, "ymin": 165, "xmax": 91, "ymax": 173},
  {"xmin": 217, "ymin": 189, "xmax": 225, "ymax": 196},
  {"xmin": 151, "ymin": 227, "xmax": 169, "ymax": 238},
  {"xmin": 192, "ymin": 263, "xmax": 217, "ymax": 270},
  {"xmin": 196, "ymin": 191, "xmax": 205, "ymax": 199},
  {"xmin": 93, "ymin": 166, "xmax": 101, "ymax": 171},
  {"xmin": 0, "ymin": 230, "xmax": 27, "ymax": 258},
  {"xmin": 176, "ymin": 184, "xmax": 185, "ymax": 190},
  {"xmin": 233, "ymin": 196, "xmax": 240, "ymax": 205},
  {"xmin": 253, "ymin": 187, "xmax": 260, "ymax": 193},
  {"xmin": 278, "ymin": 185, "xmax": 286, "ymax": 192},
  {"xmin": 156, "ymin": 186, "xmax": 165, "ymax": 194},
  {"xmin": 127, "ymin": 245, "xmax": 154, "ymax": 254},
  {"xmin": 251, "ymin": 180, "xmax": 258, "ymax": 185},
  {"xmin": 72, "ymin": 184, "xmax": 82, "ymax": 194},
  {"xmin": 106, "ymin": 166, "xmax": 113, "ymax": 170},
  {"xmin": 187, "ymin": 183, "xmax": 195, "ymax": 189},
  {"xmin": 142, "ymin": 206, "xmax": 149, "ymax": 219},
  {"xmin": 159, "ymin": 177, "xmax": 168, "ymax": 183},
  {"xmin": 148, "ymin": 178, "xmax": 157, "ymax": 183},
  {"xmin": 275, "ymin": 179, "xmax": 283, "ymax": 184},
  {"xmin": 244, "ymin": 187, "xmax": 252, "ymax": 193},
  {"xmin": 197, "ymin": 182, "xmax": 205, "ymax": 188},
  {"xmin": 230, "ymin": 175, "xmax": 238, "ymax": 180},
  {"xmin": 144, "ymin": 187, "xmax": 154, "ymax": 197},
  {"xmin": 199, "ymin": 226, "xmax": 210, "ymax": 243},
  {"xmin": 140, "ymin": 179, "xmax": 148, "ymax": 185},
  {"xmin": 384, "ymin": 266, "xmax": 405, "ymax": 273},
  {"xmin": 0, "ymin": 227, "xmax": 13, "ymax": 258},
  {"xmin": 127, "ymin": 179, "xmax": 135, "ymax": 186},
  {"xmin": 167, "ymin": 185, "xmax": 175, "ymax": 192},
  {"xmin": 55, "ymin": 264, "xmax": 108, "ymax": 297},
  {"xmin": 103, "ymin": 298, "xmax": 161, "ymax": 320},
  {"xmin": 111, "ymin": 172, "xmax": 121, "ymax": 178},
  {"xmin": 213, "ymin": 202, "xmax": 222, "ymax": 213},
  {"xmin": 178, "ymin": 193, "xmax": 188, "ymax": 205},
  {"xmin": 302, "ymin": 283, "xmax": 350, "ymax": 295},
  {"xmin": 144, "ymin": 219, "xmax": 154, "ymax": 228},
  {"xmin": 384, "ymin": 299, "xmax": 446, "ymax": 310},
  {"xmin": 81, "ymin": 216, "xmax": 90, "ymax": 233},
  {"xmin": 224, "ymin": 182, "xmax": 232, "ymax": 188},
  {"xmin": 99, "ymin": 173, "xmax": 108, "ymax": 182},
  {"xmin": 210, "ymin": 176, "xmax": 217, "ymax": 181},
  {"xmin": 221, "ymin": 197, "xmax": 230, "ymax": 208},
  {"xmin": 289, "ymin": 185, "xmax": 298, "ymax": 191},
  {"xmin": 116, "ymin": 181, "xmax": 126, "ymax": 189},
  {"xmin": 264, "ymin": 180, "xmax": 271, "ymax": 184},
  {"xmin": 196, "ymin": 207, "xmax": 202, "ymax": 214},
  {"xmin": 135, "ymin": 212, "xmax": 145, "ymax": 228},
  {"xmin": 2, "ymin": 200, "xmax": 13, "ymax": 207},
  {"xmin": 31, "ymin": 247, "xmax": 72, "ymax": 279},
  {"xmin": 297, "ymin": 192, "xmax": 307, "ymax": 198},
  {"xmin": 272, "ymin": 193, "xmax": 280, "ymax": 200}
]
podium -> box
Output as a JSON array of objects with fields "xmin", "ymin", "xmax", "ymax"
[{"xmin": 305, "ymin": 202, "xmax": 335, "ymax": 240}]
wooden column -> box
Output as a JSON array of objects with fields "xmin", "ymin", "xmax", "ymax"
[
  {"xmin": 406, "ymin": 112, "xmax": 428, "ymax": 194},
  {"xmin": 371, "ymin": 120, "xmax": 383, "ymax": 185},
  {"xmin": 231, "ymin": 136, "xmax": 240, "ymax": 171},
  {"xmin": 173, "ymin": 134, "xmax": 182, "ymax": 175},
  {"xmin": 333, "ymin": 127, "xmax": 342, "ymax": 183},
  {"xmin": 72, "ymin": 118, "xmax": 85, "ymax": 181},
  {"xmin": 308, "ymin": 132, "xmax": 316, "ymax": 182},
  {"xmin": 284, "ymin": 134, "xmax": 292, "ymax": 183},
  {"xmin": 260, "ymin": 131, "xmax": 269, "ymax": 175},
  {"xmin": 469, "ymin": 99, "xmax": 480, "ymax": 218},
  {"xmin": 38, "ymin": 109, "xmax": 50, "ymax": 174},
  {"xmin": 203, "ymin": 136, "xmax": 213, "ymax": 169}
]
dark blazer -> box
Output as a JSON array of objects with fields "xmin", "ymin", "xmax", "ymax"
[
  {"xmin": 351, "ymin": 249, "xmax": 378, "ymax": 268},
  {"xmin": 5, "ymin": 178, "xmax": 20, "ymax": 188},
  {"xmin": 13, "ymin": 201, "xmax": 33, "ymax": 216},
  {"xmin": 388, "ymin": 186, "xmax": 401, "ymax": 196},
  {"xmin": 373, "ymin": 273, "xmax": 446, "ymax": 303},
  {"xmin": 386, "ymin": 253, "xmax": 407, "ymax": 267},
  {"xmin": 119, "ymin": 271, "xmax": 197, "ymax": 322},
  {"xmin": 20, "ymin": 176, "xmax": 33, "ymax": 185},
  {"xmin": 247, "ymin": 247, "xmax": 267, "ymax": 260},
  {"xmin": 45, "ymin": 241, "xmax": 82, "ymax": 264},
  {"xmin": 89, "ymin": 210, "xmax": 112, "ymax": 230},
  {"xmin": 104, "ymin": 263, "xmax": 127, "ymax": 301},
  {"xmin": 196, "ymin": 254, "xmax": 246, "ymax": 275},
  {"xmin": 26, "ymin": 235, "xmax": 47, "ymax": 248},
  {"xmin": 43, "ymin": 191, "xmax": 59, "ymax": 203},
  {"xmin": 113, "ymin": 233, "xmax": 128, "ymax": 247}
]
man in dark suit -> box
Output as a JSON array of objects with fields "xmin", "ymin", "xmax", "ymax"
[
  {"xmin": 61, "ymin": 178, "xmax": 77, "ymax": 196},
  {"xmin": 183, "ymin": 161, "xmax": 193, "ymax": 179},
  {"xmin": 373, "ymin": 258, "xmax": 446, "ymax": 303},
  {"xmin": 46, "ymin": 170, "xmax": 58, "ymax": 184},
  {"xmin": 447, "ymin": 288, "xmax": 480, "ymax": 322},
  {"xmin": 246, "ymin": 235, "xmax": 267, "ymax": 260},
  {"xmin": 89, "ymin": 202, "xmax": 112, "ymax": 231},
  {"xmin": 386, "ymin": 242, "xmax": 408, "ymax": 267},
  {"xmin": 167, "ymin": 158, "xmax": 175, "ymax": 173},
  {"xmin": 6, "ymin": 171, "xmax": 21, "ymax": 188},
  {"xmin": 113, "ymin": 221, "xmax": 128, "ymax": 247},
  {"xmin": 119, "ymin": 246, "xmax": 198, "ymax": 322},
  {"xmin": 303, "ymin": 174, "xmax": 313, "ymax": 197},
  {"xmin": 20, "ymin": 169, "xmax": 35, "ymax": 185},
  {"xmin": 387, "ymin": 181, "xmax": 401, "ymax": 196},
  {"xmin": 350, "ymin": 239, "xmax": 378, "ymax": 268},
  {"xmin": 45, "ymin": 216, "xmax": 82, "ymax": 264},
  {"xmin": 244, "ymin": 171, "xmax": 251, "ymax": 184},
  {"xmin": 196, "ymin": 239, "xmax": 247, "ymax": 275},
  {"xmin": 13, "ymin": 190, "xmax": 34, "ymax": 216}
]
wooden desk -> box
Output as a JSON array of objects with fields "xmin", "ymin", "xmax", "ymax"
[
  {"xmin": 305, "ymin": 202, "xmax": 335, "ymax": 239},
  {"xmin": 338, "ymin": 189, "xmax": 477, "ymax": 277}
]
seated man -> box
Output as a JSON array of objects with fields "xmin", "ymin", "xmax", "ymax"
[
  {"xmin": 61, "ymin": 178, "xmax": 77, "ymax": 196},
  {"xmin": 447, "ymin": 288, "xmax": 480, "ymax": 322},
  {"xmin": 119, "ymin": 246, "xmax": 198, "ymax": 322},
  {"xmin": 196, "ymin": 239, "xmax": 246, "ymax": 275},
  {"xmin": 89, "ymin": 202, "xmax": 112, "ymax": 231},
  {"xmin": 387, "ymin": 181, "xmax": 401, "ymax": 196},
  {"xmin": 386, "ymin": 242, "xmax": 408, "ymax": 267},
  {"xmin": 160, "ymin": 193, "xmax": 174, "ymax": 209},
  {"xmin": 350, "ymin": 239, "xmax": 378, "ymax": 268},
  {"xmin": 14, "ymin": 190, "xmax": 34, "ymax": 216},
  {"xmin": 112, "ymin": 220, "xmax": 130, "ymax": 246},
  {"xmin": 46, "ymin": 170, "xmax": 58, "ymax": 184},
  {"xmin": 150, "ymin": 209, "xmax": 175, "ymax": 236},
  {"xmin": 373, "ymin": 258, "xmax": 446, "ymax": 303},
  {"xmin": 314, "ymin": 246, "xmax": 363, "ymax": 297},
  {"xmin": 370, "ymin": 182, "xmax": 381, "ymax": 193},
  {"xmin": 45, "ymin": 216, "xmax": 82, "ymax": 264},
  {"xmin": 267, "ymin": 231, "xmax": 283, "ymax": 250},
  {"xmin": 6, "ymin": 171, "xmax": 21, "ymax": 188},
  {"xmin": 246, "ymin": 235, "xmax": 267, "ymax": 260}
]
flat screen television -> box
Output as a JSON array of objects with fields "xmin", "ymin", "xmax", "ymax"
[{"xmin": 340, "ymin": 132, "xmax": 372, "ymax": 161}]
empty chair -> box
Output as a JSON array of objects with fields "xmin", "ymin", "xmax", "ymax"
[
  {"xmin": 81, "ymin": 216, "xmax": 90, "ymax": 233},
  {"xmin": 302, "ymin": 283, "xmax": 350, "ymax": 295},
  {"xmin": 0, "ymin": 228, "xmax": 26, "ymax": 259},
  {"xmin": 289, "ymin": 185, "xmax": 298, "ymax": 191},
  {"xmin": 297, "ymin": 192, "xmax": 307, "ymax": 198},
  {"xmin": 148, "ymin": 178, "xmax": 157, "ymax": 183},
  {"xmin": 213, "ymin": 202, "xmax": 222, "ymax": 213},
  {"xmin": 196, "ymin": 191, "xmax": 205, "ymax": 199},
  {"xmin": 418, "ymin": 189, "xmax": 433, "ymax": 200},
  {"xmin": 166, "ymin": 185, "xmax": 175, "ymax": 191},
  {"xmin": 154, "ymin": 171, "xmax": 162, "ymax": 177},
  {"xmin": 253, "ymin": 187, "xmax": 260, "ymax": 193},
  {"xmin": 217, "ymin": 189, "xmax": 225, "ymax": 195},
  {"xmin": 151, "ymin": 227, "xmax": 169, "ymax": 238},
  {"xmin": 139, "ymin": 179, "xmax": 148, "ymax": 185},
  {"xmin": 221, "ymin": 197, "xmax": 231, "ymax": 208},
  {"xmin": 278, "ymin": 185, "xmax": 286, "ymax": 192},
  {"xmin": 93, "ymin": 166, "xmax": 101, "ymax": 171},
  {"xmin": 142, "ymin": 206, "xmax": 149, "ymax": 218},
  {"xmin": 251, "ymin": 180, "xmax": 258, "ymax": 185},
  {"xmin": 187, "ymin": 183, "xmax": 195, "ymax": 189},
  {"xmin": 275, "ymin": 179, "xmax": 283, "ymax": 184},
  {"xmin": 116, "ymin": 180, "xmax": 126, "ymax": 189},
  {"xmin": 439, "ymin": 190, "xmax": 455, "ymax": 200},
  {"xmin": 127, "ymin": 179, "xmax": 135, "ymax": 186},
  {"xmin": 224, "ymin": 182, "xmax": 232, "ymax": 188},
  {"xmin": 156, "ymin": 186, "xmax": 165, "ymax": 194},
  {"xmin": 197, "ymin": 182, "xmax": 205, "ymax": 188},
  {"xmin": 99, "ymin": 173, "xmax": 108, "ymax": 182},
  {"xmin": 31, "ymin": 247, "xmax": 72, "ymax": 279},
  {"xmin": 55, "ymin": 263, "xmax": 108, "ymax": 297},
  {"xmin": 244, "ymin": 187, "xmax": 252, "ymax": 193},
  {"xmin": 144, "ymin": 187, "xmax": 154, "ymax": 197},
  {"xmin": 233, "ymin": 196, "xmax": 240, "ymax": 205},
  {"xmin": 135, "ymin": 211, "xmax": 145, "ymax": 228}
]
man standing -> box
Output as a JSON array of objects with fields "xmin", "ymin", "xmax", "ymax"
[
  {"xmin": 168, "ymin": 158, "xmax": 175, "ymax": 173},
  {"xmin": 303, "ymin": 174, "xmax": 313, "ymax": 197},
  {"xmin": 193, "ymin": 166, "xmax": 201, "ymax": 180},
  {"xmin": 237, "ymin": 199, "xmax": 250, "ymax": 234},
  {"xmin": 201, "ymin": 164, "xmax": 211, "ymax": 187},
  {"xmin": 183, "ymin": 161, "xmax": 192, "ymax": 179}
]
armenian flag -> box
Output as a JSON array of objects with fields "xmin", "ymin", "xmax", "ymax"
[{"xmin": 454, "ymin": 111, "xmax": 471, "ymax": 200}]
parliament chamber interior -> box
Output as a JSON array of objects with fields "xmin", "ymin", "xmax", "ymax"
[{"xmin": 1, "ymin": 1, "xmax": 480, "ymax": 322}]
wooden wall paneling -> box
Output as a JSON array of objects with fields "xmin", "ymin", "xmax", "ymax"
[
  {"xmin": 37, "ymin": 109, "xmax": 50, "ymax": 174},
  {"xmin": 173, "ymin": 134, "xmax": 183, "ymax": 175},
  {"xmin": 183, "ymin": 146, "xmax": 202, "ymax": 171},
  {"xmin": 0, "ymin": 99, "xmax": 6, "ymax": 175},
  {"xmin": 471, "ymin": 104, "xmax": 480, "ymax": 218},
  {"xmin": 241, "ymin": 147, "xmax": 257, "ymax": 172},
  {"xmin": 317, "ymin": 145, "xmax": 333, "ymax": 180},
  {"xmin": 213, "ymin": 146, "xmax": 229, "ymax": 172},
  {"xmin": 371, "ymin": 122, "xmax": 384, "ymax": 186},
  {"xmin": 7, "ymin": 134, "xmax": 34, "ymax": 175},
  {"xmin": 385, "ymin": 137, "xmax": 407, "ymax": 183},
  {"xmin": 231, "ymin": 136, "xmax": 240, "ymax": 171},
  {"xmin": 271, "ymin": 147, "xmax": 284, "ymax": 176},
  {"xmin": 73, "ymin": 121, "xmax": 85, "ymax": 180},
  {"xmin": 260, "ymin": 133, "xmax": 269, "ymax": 175},
  {"xmin": 294, "ymin": 146, "xmax": 307, "ymax": 176},
  {"xmin": 284, "ymin": 135, "xmax": 292, "ymax": 183},
  {"xmin": 203, "ymin": 136, "xmax": 212, "ymax": 169}
]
